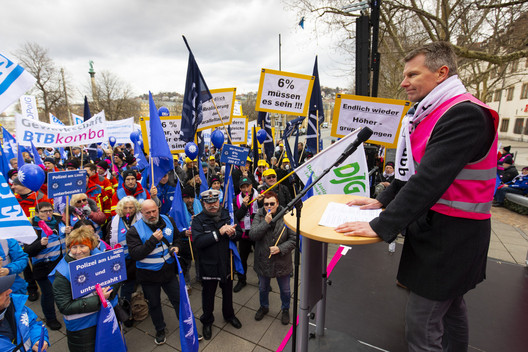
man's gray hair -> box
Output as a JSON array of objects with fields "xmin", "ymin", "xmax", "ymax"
[{"xmin": 404, "ymin": 41, "xmax": 457, "ymax": 77}]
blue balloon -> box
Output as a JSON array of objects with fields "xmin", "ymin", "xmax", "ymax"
[
  {"xmin": 97, "ymin": 148, "xmax": 103, "ymax": 158},
  {"xmin": 109, "ymin": 136, "xmax": 117, "ymax": 147},
  {"xmin": 18, "ymin": 164, "xmax": 45, "ymax": 192},
  {"xmin": 256, "ymin": 129, "xmax": 267, "ymax": 144},
  {"xmin": 158, "ymin": 106, "xmax": 170, "ymax": 116},
  {"xmin": 184, "ymin": 142, "xmax": 199, "ymax": 161},
  {"xmin": 211, "ymin": 130, "xmax": 225, "ymax": 149},
  {"xmin": 130, "ymin": 131, "xmax": 140, "ymax": 143}
]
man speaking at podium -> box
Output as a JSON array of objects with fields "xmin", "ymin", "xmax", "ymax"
[{"xmin": 336, "ymin": 42, "xmax": 497, "ymax": 351}]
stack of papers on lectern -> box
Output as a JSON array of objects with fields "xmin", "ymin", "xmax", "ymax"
[{"xmin": 318, "ymin": 202, "xmax": 382, "ymax": 228}]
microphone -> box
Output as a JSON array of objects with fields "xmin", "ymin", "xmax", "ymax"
[{"xmin": 335, "ymin": 127, "xmax": 373, "ymax": 165}]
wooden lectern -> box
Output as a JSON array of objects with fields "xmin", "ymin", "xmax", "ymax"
[{"xmin": 283, "ymin": 194, "xmax": 381, "ymax": 352}]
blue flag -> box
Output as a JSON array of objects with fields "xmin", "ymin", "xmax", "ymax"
[
  {"xmin": 257, "ymin": 111, "xmax": 274, "ymax": 162},
  {"xmin": 30, "ymin": 141, "xmax": 43, "ymax": 166},
  {"xmin": 94, "ymin": 301, "xmax": 127, "ymax": 352},
  {"xmin": 148, "ymin": 92, "xmax": 174, "ymax": 186},
  {"xmin": 59, "ymin": 147, "xmax": 68, "ymax": 161},
  {"xmin": 83, "ymin": 96, "xmax": 99, "ymax": 162},
  {"xmin": 181, "ymin": 36, "xmax": 213, "ymax": 143},
  {"xmin": 0, "ymin": 52, "xmax": 36, "ymax": 113},
  {"xmin": 301, "ymin": 172, "xmax": 314, "ymax": 202},
  {"xmin": 229, "ymin": 240, "xmax": 244, "ymax": 275},
  {"xmin": 169, "ymin": 181, "xmax": 191, "ymax": 231},
  {"xmin": 252, "ymin": 126, "xmax": 259, "ymax": 173},
  {"xmin": 0, "ymin": 147, "xmax": 10, "ymax": 179},
  {"xmin": 283, "ymin": 116, "xmax": 305, "ymax": 169},
  {"xmin": 1, "ymin": 126, "xmax": 16, "ymax": 162},
  {"xmin": 306, "ymin": 56, "xmax": 324, "ymax": 154},
  {"xmin": 133, "ymin": 139, "xmax": 149, "ymax": 171},
  {"xmin": 17, "ymin": 143, "xmax": 25, "ymax": 167},
  {"xmin": 223, "ymin": 167, "xmax": 244, "ymax": 275},
  {"xmin": 175, "ymin": 255, "xmax": 199, "ymax": 352}
]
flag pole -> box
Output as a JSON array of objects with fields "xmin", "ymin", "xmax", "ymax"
[
  {"xmin": 316, "ymin": 110, "xmax": 320, "ymax": 154},
  {"xmin": 65, "ymin": 196, "xmax": 70, "ymax": 227},
  {"xmin": 189, "ymin": 238, "xmax": 195, "ymax": 262},
  {"xmin": 268, "ymin": 226, "xmax": 286, "ymax": 259},
  {"xmin": 150, "ymin": 152, "xmax": 155, "ymax": 190}
]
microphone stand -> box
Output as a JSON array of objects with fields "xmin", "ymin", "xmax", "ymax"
[{"xmin": 271, "ymin": 145, "xmax": 365, "ymax": 352}]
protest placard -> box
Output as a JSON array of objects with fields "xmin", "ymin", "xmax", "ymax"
[
  {"xmin": 69, "ymin": 248, "xmax": 127, "ymax": 299},
  {"xmin": 220, "ymin": 144, "xmax": 250, "ymax": 166},
  {"xmin": 233, "ymin": 99, "xmax": 243, "ymax": 116},
  {"xmin": 255, "ymin": 68, "xmax": 314, "ymax": 117},
  {"xmin": 47, "ymin": 170, "xmax": 87, "ymax": 199},
  {"xmin": 331, "ymin": 95, "xmax": 411, "ymax": 148},
  {"xmin": 139, "ymin": 116, "xmax": 185, "ymax": 154},
  {"xmin": 229, "ymin": 116, "xmax": 248, "ymax": 145},
  {"xmin": 198, "ymin": 88, "xmax": 236, "ymax": 131},
  {"xmin": 16, "ymin": 111, "xmax": 107, "ymax": 147}
]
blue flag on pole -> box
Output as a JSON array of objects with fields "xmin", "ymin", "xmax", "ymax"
[
  {"xmin": 30, "ymin": 141, "xmax": 43, "ymax": 166},
  {"xmin": 94, "ymin": 301, "xmax": 127, "ymax": 352},
  {"xmin": 223, "ymin": 168, "xmax": 244, "ymax": 274},
  {"xmin": 169, "ymin": 181, "xmax": 191, "ymax": 231},
  {"xmin": 306, "ymin": 56, "xmax": 324, "ymax": 154},
  {"xmin": 0, "ymin": 147, "xmax": 10, "ymax": 179},
  {"xmin": 283, "ymin": 116, "xmax": 305, "ymax": 169},
  {"xmin": 181, "ymin": 36, "xmax": 213, "ymax": 143},
  {"xmin": 1, "ymin": 127, "xmax": 16, "ymax": 162},
  {"xmin": 133, "ymin": 139, "xmax": 149, "ymax": 171},
  {"xmin": 175, "ymin": 255, "xmax": 199, "ymax": 352},
  {"xmin": 148, "ymin": 92, "xmax": 174, "ymax": 186},
  {"xmin": 17, "ymin": 144, "xmax": 25, "ymax": 167},
  {"xmin": 83, "ymin": 96, "xmax": 99, "ymax": 162},
  {"xmin": 257, "ymin": 111, "xmax": 274, "ymax": 162}
]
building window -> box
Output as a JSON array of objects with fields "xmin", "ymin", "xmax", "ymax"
[
  {"xmin": 500, "ymin": 119, "xmax": 510, "ymax": 132},
  {"xmin": 521, "ymin": 83, "xmax": 528, "ymax": 99},
  {"xmin": 510, "ymin": 60, "xmax": 519, "ymax": 73},
  {"xmin": 513, "ymin": 118, "xmax": 524, "ymax": 134},
  {"xmin": 500, "ymin": 118, "xmax": 509, "ymax": 132},
  {"xmin": 494, "ymin": 89, "xmax": 502, "ymax": 102},
  {"xmin": 507, "ymin": 87, "xmax": 515, "ymax": 101}
]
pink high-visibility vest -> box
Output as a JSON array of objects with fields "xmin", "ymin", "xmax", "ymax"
[{"xmin": 410, "ymin": 93, "xmax": 498, "ymax": 220}]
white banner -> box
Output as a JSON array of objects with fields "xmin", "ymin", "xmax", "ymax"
[
  {"xmin": 295, "ymin": 129, "xmax": 369, "ymax": 197},
  {"xmin": 50, "ymin": 113, "xmax": 64, "ymax": 125},
  {"xmin": 16, "ymin": 111, "xmax": 107, "ymax": 147},
  {"xmin": 106, "ymin": 117, "xmax": 135, "ymax": 144},
  {"xmin": 331, "ymin": 94, "xmax": 411, "ymax": 148},
  {"xmin": 19, "ymin": 95, "xmax": 38, "ymax": 120},
  {"xmin": 229, "ymin": 116, "xmax": 248, "ymax": 145},
  {"xmin": 198, "ymin": 88, "xmax": 236, "ymax": 131},
  {"xmin": 247, "ymin": 120, "xmax": 257, "ymax": 145},
  {"xmin": 255, "ymin": 68, "xmax": 314, "ymax": 117},
  {"xmin": 0, "ymin": 53, "xmax": 36, "ymax": 114}
]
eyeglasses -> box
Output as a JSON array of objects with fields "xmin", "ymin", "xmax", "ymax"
[
  {"xmin": 264, "ymin": 202, "xmax": 276, "ymax": 207},
  {"xmin": 76, "ymin": 198, "xmax": 88, "ymax": 205},
  {"xmin": 39, "ymin": 209, "xmax": 53, "ymax": 214},
  {"xmin": 266, "ymin": 175, "xmax": 276, "ymax": 180}
]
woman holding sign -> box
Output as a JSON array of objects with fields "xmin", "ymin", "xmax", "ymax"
[
  {"xmin": 249, "ymin": 191, "xmax": 295, "ymax": 325},
  {"xmin": 52, "ymin": 227, "xmax": 119, "ymax": 352}
]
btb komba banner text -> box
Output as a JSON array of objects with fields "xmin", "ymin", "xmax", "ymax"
[{"xmin": 16, "ymin": 111, "xmax": 106, "ymax": 147}]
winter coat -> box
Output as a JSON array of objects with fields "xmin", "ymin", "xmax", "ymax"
[{"xmin": 249, "ymin": 206, "xmax": 296, "ymax": 278}]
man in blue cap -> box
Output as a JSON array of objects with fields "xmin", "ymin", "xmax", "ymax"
[{"xmin": 0, "ymin": 274, "xmax": 49, "ymax": 351}]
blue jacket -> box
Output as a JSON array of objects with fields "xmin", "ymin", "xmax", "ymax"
[
  {"xmin": 133, "ymin": 215, "xmax": 175, "ymax": 271},
  {"xmin": 0, "ymin": 239, "xmax": 28, "ymax": 294},
  {"xmin": 507, "ymin": 174, "xmax": 528, "ymax": 193},
  {"xmin": 0, "ymin": 294, "xmax": 49, "ymax": 351}
]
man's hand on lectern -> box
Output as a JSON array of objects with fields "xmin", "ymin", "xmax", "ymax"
[
  {"xmin": 335, "ymin": 221, "xmax": 378, "ymax": 238},
  {"xmin": 346, "ymin": 198, "xmax": 383, "ymax": 210}
]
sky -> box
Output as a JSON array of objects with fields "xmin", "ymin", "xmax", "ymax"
[{"xmin": 1, "ymin": 0, "xmax": 353, "ymax": 105}]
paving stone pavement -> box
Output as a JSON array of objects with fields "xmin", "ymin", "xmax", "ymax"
[{"xmin": 25, "ymin": 214, "xmax": 528, "ymax": 352}]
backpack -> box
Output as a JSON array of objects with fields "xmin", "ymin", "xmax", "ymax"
[{"xmin": 130, "ymin": 291, "xmax": 149, "ymax": 321}]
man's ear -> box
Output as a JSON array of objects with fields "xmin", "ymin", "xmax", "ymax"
[{"xmin": 436, "ymin": 65, "xmax": 450, "ymax": 83}]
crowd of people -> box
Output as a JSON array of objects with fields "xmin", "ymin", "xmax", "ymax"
[{"xmin": 3, "ymin": 139, "xmax": 303, "ymax": 351}]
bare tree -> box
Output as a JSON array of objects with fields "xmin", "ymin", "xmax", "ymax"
[
  {"xmin": 91, "ymin": 70, "xmax": 140, "ymax": 121},
  {"xmin": 285, "ymin": 0, "xmax": 528, "ymax": 98},
  {"xmin": 14, "ymin": 42, "xmax": 69, "ymax": 122}
]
